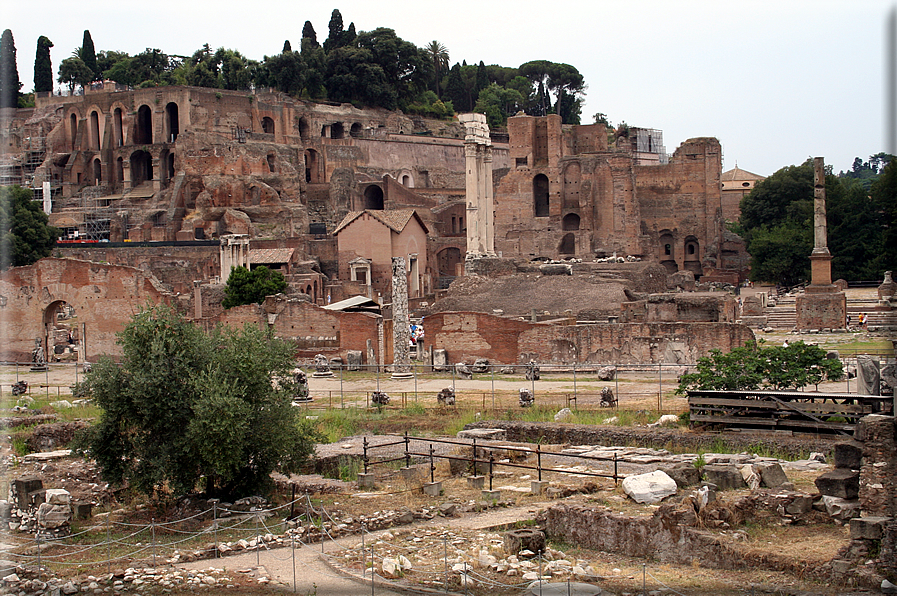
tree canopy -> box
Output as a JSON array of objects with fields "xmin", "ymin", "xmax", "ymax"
[
  {"xmin": 33, "ymin": 36, "xmax": 53, "ymax": 93},
  {"xmin": 77, "ymin": 30, "xmax": 99, "ymax": 80},
  {"xmin": 676, "ymin": 341, "xmax": 843, "ymax": 393},
  {"xmin": 75, "ymin": 304, "xmax": 320, "ymax": 499},
  {"xmin": 222, "ymin": 265, "xmax": 288, "ymax": 308},
  {"xmin": 0, "ymin": 185, "xmax": 59, "ymax": 270},
  {"xmin": 0, "ymin": 29, "xmax": 21, "ymax": 109}
]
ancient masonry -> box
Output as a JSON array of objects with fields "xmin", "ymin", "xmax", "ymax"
[
  {"xmin": 796, "ymin": 156, "xmax": 846, "ymax": 330},
  {"xmin": 459, "ymin": 113, "xmax": 494, "ymax": 258},
  {"xmin": 390, "ymin": 256, "xmax": 412, "ymax": 378}
]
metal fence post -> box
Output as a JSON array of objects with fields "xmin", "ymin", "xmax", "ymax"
[
  {"xmin": 404, "ymin": 432, "xmax": 411, "ymax": 469},
  {"xmin": 363, "ymin": 437, "xmax": 369, "ymax": 474},
  {"xmin": 537, "ymin": 444, "xmax": 542, "ymax": 482},
  {"xmin": 429, "ymin": 444, "xmax": 435, "ymax": 484},
  {"xmin": 213, "ymin": 501, "xmax": 218, "ymax": 557},
  {"xmin": 151, "ymin": 518, "xmax": 157, "ymax": 568}
]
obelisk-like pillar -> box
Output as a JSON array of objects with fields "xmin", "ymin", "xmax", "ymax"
[
  {"xmin": 464, "ymin": 142, "xmax": 481, "ymax": 256},
  {"xmin": 391, "ymin": 257, "xmax": 413, "ymax": 379},
  {"xmin": 810, "ymin": 156, "xmax": 833, "ymax": 287}
]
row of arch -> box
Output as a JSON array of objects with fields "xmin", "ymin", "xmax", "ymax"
[
  {"xmin": 298, "ymin": 118, "xmax": 364, "ymax": 141},
  {"xmin": 85, "ymin": 150, "xmax": 175, "ymax": 188},
  {"xmin": 73, "ymin": 103, "xmax": 180, "ymax": 152}
]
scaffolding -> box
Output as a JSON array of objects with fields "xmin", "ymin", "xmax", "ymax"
[{"xmin": 630, "ymin": 128, "xmax": 667, "ymax": 165}]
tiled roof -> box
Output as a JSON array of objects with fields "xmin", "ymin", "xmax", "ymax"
[
  {"xmin": 721, "ymin": 166, "xmax": 765, "ymax": 182},
  {"xmin": 333, "ymin": 209, "xmax": 428, "ymax": 235},
  {"xmin": 249, "ymin": 248, "xmax": 294, "ymax": 264}
]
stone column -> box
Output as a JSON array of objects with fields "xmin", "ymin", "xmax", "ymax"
[
  {"xmin": 464, "ymin": 143, "xmax": 480, "ymax": 257},
  {"xmin": 391, "ymin": 257, "xmax": 413, "ymax": 379},
  {"xmin": 193, "ymin": 281, "xmax": 202, "ymax": 320},
  {"xmin": 810, "ymin": 156, "xmax": 833, "ymax": 286},
  {"xmin": 484, "ymin": 146, "xmax": 495, "ymax": 256}
]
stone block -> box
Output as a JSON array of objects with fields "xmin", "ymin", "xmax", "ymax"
[
  {"xmin": 659, "ymin": 464, "xmax": 701, "ymax": 488},
  {"xmin": 400, "ymin": 467, "xmax": 419, "ymax": 482},
  {"xmin": 423, "ymin": 482, "xmax": 442, "ymax": 497},
  {"xmin": 622, "ymin": 470, "xmax": 678, "ymax": 504},
  {"xmin": 433, "ymin": 349, "xmax": 448, "ymax": 371},
  {"xmin": 45, "ymin": 489, "xmax": 71, "ymax": 505},
  {"xmin": 346, "ymin": 350, "xmax": 362, "ymax": 371},
  {"xmin": 822, "ymin": 495, "xmax": 861, "ymax": 522},
  {"xmin": 530, "ymin": 480, "xmax": 549, "ymax": 495},
  {"xmin": 815, "ymin": 469, "xmax": 860, "ymax": 499},
  {"xmin": 37, "ymin": 503, "xmax": 71, "ymax": 529},
  {"xmin": 72, "ymin": 502, "xmax": 93, "ymax": 520},
  {"xmin": 457, "ymin": 428, "xmax": 506, "ymax": 440},
  {"xmin": 757, "ymin": 462, "xmax": 789, "ymax": 488},
  {"xmin": 438, "ymin": 502, "xmax": 458, "ymax": 517},
  {"xmin": 12, "ymin": 477, "xmax": 42, "ymax": 509},
  {"xmin": 702, "ymin": 465, "xmax": 747, "ymax": 491},
  {"xmin": 849, "ymin": 516, "xmax": 891, "ymax": 540},
  {"xmin": 785, "ymin": 494, "xmax": 814, "ymax": 515},
  {"xmin": 467, "ymin": 476, "xmax": 485, "ymax": 489},
  {"xmin": 503, "ymin": 528, "xmax": 545, "ymax": 555},
  {"xmin": 833, "ymin": 440, "xmax": 863, "ymax": 469},
  {"xmin": 481, "ymin": 489, "xmax": 501, "ymax": 501},
  {"xmin": 357, "ymin": 473, "xmax": 376, "ymax": 489}
]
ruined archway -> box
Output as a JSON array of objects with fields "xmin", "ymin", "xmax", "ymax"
[
  {"xmin": 116, "ymin": 157, "xmax": 124, "ymax": 186},
  {"xmin": 130, "ymin": 150, "xmax": 153, "ymax": 187},
  {"xmin": 304, "ymin": 149, "xmax": 321, "ymax": 183},
  {"xmin": 69, "ymin": 113, "xmax": 77, "ymax": 149},
  {"xmin": 350, "ymin": 122, "xmax": 362, "ymax": 138},
  {"xmin": 167, "ymin": 152, "xmax": 175, "ymax": 181},
  {"xmin": 298, "ymin": 117, "xmax": 309, "ymax": 140},
  {"xmin": 164, "ymin": 102, "xmax": 179, "ymax": 142},
  {"xmin": 559, "ymin": 233, "xmax": 575, "ymax": 255},
  {"xmin": 262, "ymin": 117, "xmax": 275, "ymax": 135},
  {"xmin": 363, "ymin": 185, "xmax": 384, "ymax": 210},
  {"xmin": 114, "ymin": 108, "xmax": 124, "ymax": 146},
  {"xmin": 533, "ymin": 174, "xmax": 549, "ymax": 217},
  {"xmin": 659, "ymin": 231, "xmax": 677, "ymax": 273},
  {"xmin": 684, "ymin": 236, "xmax": 701, "ymax": 277},
  {"xmin": 92, "ymin": 158, "xmax": 102, "ymax": 184},
  {"xmin": 89, "ymin": 111, "xmax": 101, "ymax": 151},
  {"xmin": 562, "ymin": 213, "xmax": 580, "ymax": 231},
  {"xmin": 437, "ymin": 247, "xmax": 463, "ymax": 285},
  {"xmin": 331, "ymin": 122, "xmax": 344, "ymax": 139},
  {"xmin": 135, "ymin": 105, "xmax": 153, "ymax": 145},
  {"xmin": 43, "ymin": 300, "xmax": 79, "ymax": 363}
]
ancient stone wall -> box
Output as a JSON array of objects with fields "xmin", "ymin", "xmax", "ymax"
[
  {"xmin": 0, "ymin": 258, "xmax": 172, "ymax": 361},
  {"xmin": 425, "ymin": 311, "xmax": 754, "ymax": 365}
]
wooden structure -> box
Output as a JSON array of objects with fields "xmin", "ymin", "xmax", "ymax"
[{"xmin": 687, "ymin": 390, "xmax": 894, "ymax": 435}]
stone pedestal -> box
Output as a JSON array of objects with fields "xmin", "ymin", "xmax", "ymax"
[
  {"xmin": 357, "ymin": 473, "xmax": 376, "ymax": 489},
  {"xmin": 530, "ymin": 480, "xmax": 549, "ymax": 495},
  {"xmin": 423, "ymin": 481, "xmax": 442, "ymax": 497},
  {"xmin": 481, "ymin": 489, "xmax": 501, "ymax": 501},
  {"xmin": 400, "ymin": 466, "xmax": 419, "ymax": 482},
  {"xmin": 796, "ymin": 291, "xmax": 846, "ymax": 330},
  {"xmin": 467, "ymin": 476, "xmax": 485, "ymax": 489}
]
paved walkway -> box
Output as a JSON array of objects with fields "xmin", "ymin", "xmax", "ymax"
[{"xmin": 177, "ymin": 504, "xmax": 543, "ymax": 594}]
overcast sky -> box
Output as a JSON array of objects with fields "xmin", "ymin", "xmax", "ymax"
[{"xmin": 5, "ymin": 1, "xmax": 895, "ymax": 176}]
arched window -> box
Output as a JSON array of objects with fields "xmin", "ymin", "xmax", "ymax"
[
  {"xmin": 262, "ymin": 117, "xmax": 275, "ymax": 135},
  {"xmin": 135, "ymin": 105, "xmax": 153, "ymax": 144},
  {"xmin": 89, "ymin": 111, "xmax": 100, "ymax": 151},
  {"xmin": 363, "ymin": 185, "xmax": 384, "ymax": 210},
  {"xmin": 167, "ymin": 152, "xmax": 175, "ymax": 181},
  {"xmin": 92, "ymin": 158, "xmax": 102, "ymax": 183},
  {"xmin": 562, "ymin": 213, "xmax": 580, "ymax": 231},
  {"xmin": 69, "ymin": 113, "xmax": 77, "ymax": 148},
  {"xmin": 304, "ymin": 149, "xmax": 321, "ymax": 183},
  {"xmin": 113, "ymin": 108, "xmax": 124, "ymax": 146},
  {"xmin": 350, "ymin": 122, "xmax": 362, "ymax": 138},
  {"xmin": 533, "ymin": 174, "xmax": 550, "ymax": 217},
  {"xmin": 559, "ymin": 233, "xmax": 575, "ymax": 255},
  {"xmin": 165, "ymin": 102, "xmax": 179, "ymax": 142}
]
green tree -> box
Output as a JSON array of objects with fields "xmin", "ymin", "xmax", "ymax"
[
  {"xmin": 872, "ymin": 159, "xmax": 897, "ymax": 273},
  {"xmin": 282, "ymin": 40, "xmax": 292, "ymax": 53},
  {"xmin": 264, "ymin": 51, "xmax": 305, "ymax": 96},
  {"xmin": 425, "ymin": 40, "xmax": 449, "ymax": 96},
  {"xmin": 223, "ymin": 265, "xmax": 288, "ymax": 308},
  {"xmin": 300, "ymin": 38, "xmax": 326, "ymax": 98},
  {"xmin": 519, "ymin": 60, "xmax": 553, "ymax": 116},
  {"xmin": 474, "ymin": 83, "xmax": 524, "ymax": 128},
  {"xmin": 355, "ymin": 28, "xmax": 424, "ymax": 108},
  {"xmin": 302, "ymin": 21, "xmax": 318, "ymax": 46},
  {"xmin": 33, "ymin": 36, "xmax": 54, "ymax": 94},
  {"xmin": 0, "ymin": 185, "xmax": 59, "ymax": 270},
  {"xmin": 323, "ymin": 9, "xmax": 345, "ymax": 53},
  {"xmin": 547, "ymin": 63, "xmax": 585, "ymax": 119},
  {"xmin": 96, "ymin": 50, "xmax": 130, "ymax": 80},
  {"xmin": 0, "ymin": 29, "xmax": 21, "ymax": 108},
  {"xmin": 324, "ymin": 46, "xmax": 395, "ymax": 108},
  {"xmin": 444, "ymin": 62, "xmax": 468, "ymax": 112},
  {"xmin": 77, "ymin": 30, "xmax": 99, "ymax": 80},
  {"xmin": 677, "ymin": 341, "xmax": 842, "ymax": 394},
  {"xmin": 58, "ymin": 57, "xmax": 94, "ymax": 92},
  {"xmin": 475, "ymin": 60, "xmax": 488, "ymax": 96},
  {"xmin": 76, "ymin": 304, "xmax": 320, "ymax": 499},
  {"xmin": 828, "ymin": 177, "xmax": 884, "ymax": 281}
]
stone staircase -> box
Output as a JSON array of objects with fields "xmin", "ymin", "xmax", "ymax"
[{"xmin": 764, "ymin": 304, "xmax": 797, "ymax": 329}]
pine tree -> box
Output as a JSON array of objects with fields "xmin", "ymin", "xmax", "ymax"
[
  {"xmin": 34, "ymin": 36, "xmax": 54, "ymax": 94},
  {"xmin": 0, "ymin": 29, "xmax": 21, "ymax": 108},
  {"xmin": 80, "ymin": 30, "xmax": 98, "ymax": 79},
  {"xmin": 302, "ymin": 20, "xmax": 318, "ymax": 46}
]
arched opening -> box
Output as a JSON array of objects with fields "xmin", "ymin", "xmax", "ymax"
[
  {"xmin": 562, "ymin": 213, "xmax": 580, "ymax": 231},
  {"xmin": 167, "ymin": 152, "xmax": 175, "ymax": 181},
  {"xmin": 69, "ymin": 113, "xmax": 77, "ymax": 148},
  {"xmin": 130, "ymin": 150, "xmax": 153, "ymax": 186},
  {"xmin": 43, "ymin": 300, "xmax": 78, "ymax": 363},
  {"xmin": 684, "ymin": 236, "xmax": 701, "ymax": 277},
  {"xmin": 160, "ymin": 149, "xmax": 169, "ymax": 187},
  {"xmin": 89, "ymin": 111, "xmax": 100, "ymax": 151},
  {"xmin": 298, "ymin": 117, "xmax": 309, "ymax": 140},
  {"xmin": 262, "ymin": 116, "xmax": 275, "ymax": 135},
  {"xmin": 331, "ymin": 122, "xmax": 344, "ymax": 139},
  {"xmin": 164, "ymin": 102, "xmax": 179, "ymax": 142},
  {"xmin": 113, "ymin": 108, "xmax": 123, "ymax": 146},
  {"xmin": 363, "ymin": 185, "xmax": 384, "ymax": 210},
  {"xmin": 304, "ymin": 149, "xmax": 321, "ymax": 183},
  {"xmin": 135, "ymin": 105, "xmax": 153, "ymax": 144},
  {"xmin": 401, "ymin": 174, "xmax": 413, "ymax": 187},
  {"xmin": 659, "ymin": 231, "xmax": 677, "ymax": 273},
  {"xmin": 559, "ymin": 233, "xmax": 575, "ymax": 255},
  {"xmin": 116, "ymin": 157, "xmax": 124, "ymax": 185},
  {"xmin": 533, "ymin": 174, "xmax": 549, "ymax": 217},
  {"xmin": 437, "ymin": 247, "xmax": 463, "ymax": 285},
  {"xmin": 266, "ymin": 153, "xmax": 276, "ymax": 173},
  {"xmin": 92, "ymin": 158, "xmax": 102, "ymax": 184},
  {"xmin": 350, "ymin": 122, "xmax": 362, "ymax": 138}
]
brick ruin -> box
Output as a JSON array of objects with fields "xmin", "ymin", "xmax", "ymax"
[{"xmin": 0, "ymin": 86, "xmax": 754, "ymax": 363}]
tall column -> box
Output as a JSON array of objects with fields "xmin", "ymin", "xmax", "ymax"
[
  {"xmin": 464, "ymin": 143, "xmax": 480, "ymax": 256},
  {"xmin": 391, "ymin": 257, "xmax": 413, "ymax": 379},
  {"xmin": 484, "ymin": 146, "xmax": 495, "ymax": 255},
  {"xmin": 810, "ymin": 156, "xmax": 833, "ymax": 286}
]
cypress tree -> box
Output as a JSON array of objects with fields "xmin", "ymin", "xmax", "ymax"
[
  {"xmin": 475, "ymin": 60, "xmax": 488, "ymax": 95},
  {"xmin": 81, "ymin": 30, "xmax": 98, "ymax": 79},
  {"xmin": 302, "ymin": 21, "xmax": 318, "ymax": 46},
  {"xmin": 323, "ymin": 9, "xmax": 344, "ymax": 53},
  {"xmin": 283, "ymin": 40, "xmax": 292, "ymax": 53},
  {"xmin": 34, "ymin": 36, "xmax": 54, "ymax": 94},
  {"xmin": 445, "ymin": 63, "xmax": 468, "ymax": 112},
  {"xmin": 0, "ymin": 29, "xmax": 21, "ymax": 108}
]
